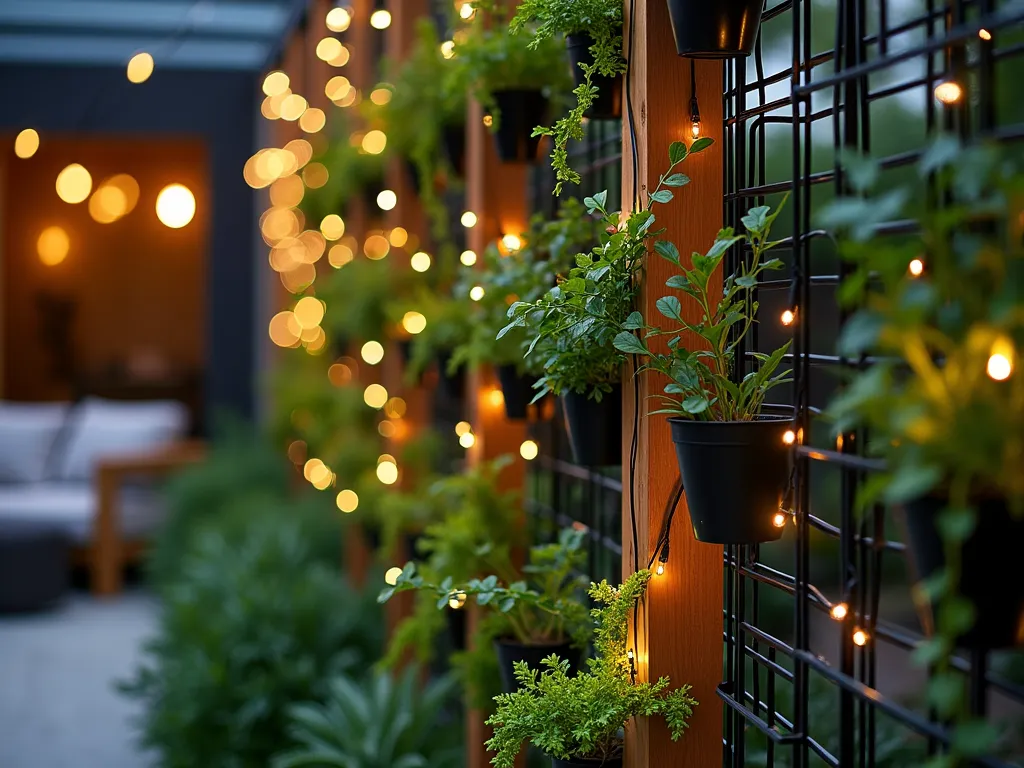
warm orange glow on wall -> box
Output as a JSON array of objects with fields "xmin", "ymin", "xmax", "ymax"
[
  {"xmin": 55, "ymin": 163, "xmax": 92, "ymax": 204},
  {"xmin": 126, "ymin": 52, "xmax": 154, "ymax": 83},
  {"xmin": 37, "ymin": 226, "xmax": 70, "ymax": 266},
  {"xmin": 155, "ymin": 184, "xmax": 196, "ymax": 229},
  {"xmin": 14, "ymin": 129, "xmax": 39, "ymax": 159}
]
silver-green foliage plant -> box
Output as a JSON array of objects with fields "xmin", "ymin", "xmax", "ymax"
[
  {"xmin": 484, "ymin": 571, "xmax": 696, "ymax": 766},
  {"xmin": 508, "ymin": 0, "xmax": 626, "ymax": 193},
  {"xmin": 272, "ymin": 669, "xmax": 462, "ymax": 768},
  {"xmin": 501, "ymin": 139, "xmax": 712, "ymax": 402},
  {"xmin": 612, "ymin": 198, "xmax": 792, "ymax": 419}
]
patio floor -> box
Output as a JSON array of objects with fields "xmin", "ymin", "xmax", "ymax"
[{"xmin": 0, "ymin": 589, "xmax": 157, "ymax": 768}]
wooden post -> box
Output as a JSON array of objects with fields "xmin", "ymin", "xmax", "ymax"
[
  {"xmin": 464, "ymin": 97, "xmax": 530, "ymax": 768},
  {"xmin": 621, "ymin": 1, "xmax": 724, "ymax": 766}
]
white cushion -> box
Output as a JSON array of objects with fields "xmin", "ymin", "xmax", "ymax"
[
  {"xmin": 56, "ymin": 398, "xmax": 188, "ymax": 482},
  {"xmin": 0, "ymin": 482, "xmax": 166, "ymax": 543},
  {"xmin": 0, "ymin": 402, "xmax": 69, "ymax": 483}
]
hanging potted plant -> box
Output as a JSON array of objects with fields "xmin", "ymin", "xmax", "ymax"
[
  {"xmin": 612, "ymin": 197, "xmax": 793, "ymax": 545},
  {"xmin": 508, "ymin": 0, "xmax": 627, "ymax": 193},
  {"xmin": 380, "ymin": 528, "xmax": 592, "ymax": 693},
  {"xmin": 457, "ymin": 17, "xmax": 571, "ymax": 164},
  {"xmin": 502, "ymin": 140, "xmax": 712, "ymax": 465},
  {"xmin": 820, "ymin": 138, "xmax": 1024, "ymax": 652},
  {"xmin": 484, "ymin": 570, "xmax": 696, "ymax": 768},
  {"xmin": 665, "ymin": 0, "xmax": 765, "ymax": 58}
]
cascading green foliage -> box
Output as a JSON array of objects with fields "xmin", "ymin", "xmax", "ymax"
[
  {"xmin": 501, "ymin": 140, "xmax": 712, "ymax": 401},
  {"xmin": 484, "ymin": 571, "xmax": 696, "ymax": 766},
  {"xmin": 819, "ymin": 137, "xmax": 1024, "ymax": 765},
  {"xmin": 508, "ymin": 0, "xmax": 626, "ymax": 193},
  {"xmin": 612, "ymin": 197, "xmax": 792, "ymax": 420},
  {"xmin": 316, "ymin": 256, "xmax": 412, "ymax": 342},
  {"xmin": 272, "ymin": 669, "xmax": 463, "ymax": 768}
]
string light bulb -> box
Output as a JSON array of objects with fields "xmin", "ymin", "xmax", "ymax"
[
  {"xmin": 979, "ymin": 28, "xmax": 992, "ymax": 41},
  {"xmin": 772, "ymin": 511, "xmax": 787, "ymax": 528},
  {"xmin": 376, "ymin": 459, "xmax": 399, "ymax": 485},
  {"xmin": 470, "ymin": 285, "xmax": 485, "ymax": 301},
  {"xmin": 326, "ymin": 6, "xmax": 352, "ymax": 32},
  {"xmin": 360, "ymin": 340, "xmax": 384, "ymax": 365},
  {"xmin": 369, "ymin": 9, "xmax": 391, "ymax": 28},
  {"xmin": 782, "ymin": 429, "xmax": 796, "ymax": 445},
  {"xmin": 440, "ymin": 40, "xmax": 456, "ymax": 59},
  {"xmin": 934, "ymin": 80, "xmax": 963, "ymax": 105},
  {"xmin": 461, "ymin": 211, "xmax": 478, "ymax": 228},
  {"xmin": 520, "ymin": 440, "xmax": 539, "ymax": 460},
  {"xmin": 830, "ymin": 603, "xmax": 848, "ymax": 621},
  {"xmin": 402, "ymin": 311, "xmax": 427, "ymax": 335},
  {"xmin": 336, "ymin": 489, "xmax": 359, "ymax": 513},
  {"xmin": 852, "ymin": 628, "xmax": 869, "ymax": 647},
  {"xmin": 781, "ymin": 309, "xmax": 796, "ymax": 326},
  {"xmin": 410, "ymin": 251, "xmax": 431, "ymax": 272},
  {"xmin": 655, "ymin": 563, "xmax": 665, "ymax": 576},
  {"xmin": 127, "ymin": 52, "xmax": 154, "ymax": 83},
  {"xmin": 14, "ymin": 128, "xmax": 40, "ymax": 159},
  {"xmin": 691, "ymin": 121, "xmax": 701, "ymax": 139},
  {"xmin": 376, "ymin": 189, "xmax": 397, "ymax": 211},
  {"xmin": 448, "ymin": 590, "xmax": 467, "ymax": 609},
  {"xmin": 458, "ymin": 2, "xmax": 475, "ymax": 20},
  {"xmin": 502, "ymin": 233, "xmax": 522, "ymax": 253},
  {"xmin": 460, "ymin": 249, "xmax": 477, "ymax": 266},
  {"xmin": 385, "ymin": 566, "xmax": 403, "ymax": 586},
  {"xmin": 908, "ymin": 258, "xmax": 924, "ymax": 277},
  {"xmin": 364, "ymin": 383, "xmax": 388, "ymax": 408},
  {"xmin": 459, "ymin": 431, "xmax": 476, "ymax": 449},
  {"xmin": 455, "ymin": 421, "xmax": 471, "ymax": 437},
  {"xmin": 987, "ymin": 339, "xmax": 1014, "ymax": 381}
]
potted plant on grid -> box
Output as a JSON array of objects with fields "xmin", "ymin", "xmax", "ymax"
[
  {"xmin": 612, "ymin": 198, "xmax": 793, "ymax": 545},
  {"xmin": 508, "ymin": 0, "xmax": 626, "ymax": 193},
  {"xmin": 484, "ymin": 570, "xmax": 696, "ymax": 768},
  {"xmin": 820, "ymin": 138, "xmax": 1024, "ymax": 656},
  {"xmin": 664, "ymin": 0, "xmax": 766, "ymax": 58},
  {"xmin": 457, "ymin": 14, "xmax": 571, "ymax": 163},
  {"xmin": 380, "ymin": 528, "xmax": 592, "ymax": 693},
  {"xmin": 501, "ymin": 139, "xmax": 712, "ymax": 466},
  {"xmin": 449, "ymin": 198, "xmax": 602, "ymax": 419}
]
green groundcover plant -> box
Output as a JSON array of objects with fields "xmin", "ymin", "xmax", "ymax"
[
  {"xmin": 501, "ymin": 139, "xmax": 712, "ymax": 402},
  {"xmin": 485, "ymin": 570, "xmax": 696, "ymax": 766},
  {"xmin": 509, "ymin": 0, "xmax": 626, "ymax": 193},
  {"xmin": 612, "ymin": 198, "xmax": 792, "ymax": 419}
]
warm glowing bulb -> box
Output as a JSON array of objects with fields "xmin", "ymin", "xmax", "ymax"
[
  {"xmin": 293, "ymin": 296, "xmax": 325, "ymax": 329},
  {"xmin": 376, "ymin": 189, "xmax": 397, "ymax": 211},
  {"xmin": 361, "ymin": 129, "xmax": 387, "ymax": 154},
  {"xmin": 126, "ymin": 52, "xmax": 154, "ymax": 83},
  {"xmin": 470, "ymin": 285, "xmax": 485, "ymax": 302},
  {"xmin": 772, "ymin": 511, "xmax": 787, "ymax": 528},
  {"xmin": 299, "ymin": 107, "xmax": 326, "ymax": 133},
  {"xmin": 326, "ymin": 7, "xmax": 352, "ymax": 32},
  {"xmin": 482, "ymin": 114, "xmax": 494, "ymax": 128},
  {"xmin": 782, "ymin": 429, "xmax": 796, "ymax": 445},
  {"xmin": 389, "ymin": 227, "xmax": 408, "ymax": 247},
  {"xmin": 934, "ymin": 81, "xmax": 963, "ymax": 105},
  {"xmin": 155, "ymin": 183, "xmax": 196, "ymax": 228},
  {"xmin": 335, "ymin": 489, "xmax": 359, "ymax": 513},
  {"xmin": 361, "ymin": 340, "xmax": 384, "ymax": 364},
  {"xmin": 908, "ymin": 258, "xmax": 924, "ymax": 277},
  {"xmin": 781, "ymin": 309, "xmax": 795, "ymax": 326},
  {"xmin": 830, "ymin": 603, "xmax": 848, "ymax": 621},
  {"xmin": 280, "ymin": 93, "xmax": 308, "ymax": 121},
  {"xmin": 370, "ymin": 87, "xmax": 392, "ymax": 105},
  {"xmin": 979, "ymin": 28, "xmax": 992, "ymax": 41},
  {"xmin": 488, "ymin": 389, "xmax": 504, "ymax": 408},
  {"xmin": 655, "ymin": 563, "xmax": 665, "ymax": 576},
  {"xmin": 320, "ymin": 214, "xmax": 346, "ymax": 241},
  {"xmin": 461, "ymin": 211, "xmax": 478, "ymax": 228},
  {"xmin": 55, "ymin": 163, "xmax": 92, "ymax": 204},
  {"xmin": 458, "ymin": 2, "xmax": 475, "ymax": 20},
  {"xmin": 460, "ymin": 249, "xmax": 477, "ymax": 266},
  {"xmin": 370, "ymin": 9, "xmax": 391, "ymax": 28},
  {"xmin": 502, "ymin": 233, "xmax": 522, "ymax": 252},
  {"xmin": 364, "ymin": 383, "xmax": 389, "ymax": 409},
  {"xmin": 37, "ymin": 226, "xmax": 70, "ymax": 266},
  {"xmin": 385, "ymin": 566, "xmax": 403, "ymax": 586},
  {"xmin": 691, "ymin": 121, "xmax": 700, "ymax": 138},
  {"xmin": 988, "ymin": 353, "xmax": 1013, "ymax": 381},
  {"xmin": 402, "ymin": 311, "xmax": 427, "ymax": 335},
  {"xmin": 459, "ymin": 431, "xmax": 476, "ymax": 448},
  {"xmin": 852, "ymin": 629, "xmax": 869, "ymax": 646},
  {"xmin": 448, "ymin": 591, "xmax": 467, "ymax": 609},
  {"xmin": 440, "ymin": 40, "xmax": 456, "ymax": 59},
  {"xmin": 410, "ymin": 251, "xmax": 431, "ymax": 272},
  {"xmin": 263, "ymin": 70, "xmax": 290, "ymax": 96},
  {"xmin": 520, "ymin": 440, "xmax": 539, "ymax": 461},
  {"xmin": 316, "ymin": 37, "xmax": 344, "ymax": 62},
  {"xmin": 376, "ymin": 460, "xmax": 398, "ymax": 484},
  {"xmin": 455, "ymin": 421, "xmax": 471, "ymax": 437},
  {"xmin": 14, "ymin": 129, "xmax": 39, "ymax": 159}
]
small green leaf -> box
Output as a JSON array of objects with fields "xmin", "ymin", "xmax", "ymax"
[
  {"xmin": 689, "ymin": 137, "xmax": 714, "ymax": 154},
  {"xmin": 919, "ymin": 135, "xmax": 961, "ymax": 178},
  {"xmin": 927, "ymin": 672, "xmax": 962, "ymax": 719},
  {"xmin": 654, "ymin": 239, "xmax": 680, "ymax": 265},
  {"xmin": 936, "ymin": 506, "xmax": 976, "ymax": 544},
  {"xmin": 623, "ymin": 311, "xmax": 644, "ymax": 330},
  {"xmin": 682, "ymin": 396, "xmax": 709, "ymax": 414},
  {"xmin": 378, "ymin": 587, "xmax": 395, "ymax": 603},
  {"xmin": 669, "ymin": 141, "xmax": 687, "ymax": 164},
  {"xmin": 656, "ymin": 296, "xmax": 683, "ymax": 321},
  {"xmin": 951, "ymin": 718, "xmax": 1000, "ymax": 757},
  {"xmin": 663, "ymin": 173, "xmax": 690, "ymax": 187},
  {"xmin": 650, "ymin": 189, "xmax": 673, "ymax": 204},
  {"xmin": 614, "ymin": 331, "xmax": 649, "ymax": 356},
  {"xmin": 735, "ymin": 275, "xmax": 757, "ymax": 288}
]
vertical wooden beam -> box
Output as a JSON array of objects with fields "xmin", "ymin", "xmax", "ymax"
[
  {"xmin": 621, "ymin": 1, "xmax": 724, "ymax": 766},
  {"xmin": 464, "ymin": 98, "xmax": 529, "ymax": 768}
]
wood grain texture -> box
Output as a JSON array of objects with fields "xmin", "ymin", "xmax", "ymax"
[{"xmin": 621, "ymin": 1, "xmax": 725, "ymax": 766}]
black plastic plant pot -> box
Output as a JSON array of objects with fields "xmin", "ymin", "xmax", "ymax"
[
  {"xmin": 665, "ymin": 0, "xmax": 764, "ymax": 58},
  {"xmin": 494, "ymin": 639, "xmax": 581, "ymax": 693},
  {"xmin": 497, "ymin": 365, "xmax": 534, "ymax": 420},
  {"xmin": 435, "ymin": 352, "xmax": 465, "ymax": 402},
  {"xmin": 551, "ymin": 757, "xmax": 623, "ymax": 768},
  {"xmin": 442, "ymin": 123, "xmax": 467, "ymax": 177},
  {"xmin": 565, "ymin": 33, "xmax": 624, "ymax": 120},
  {"xmin": 491, "ymin": 89, "xmax": 548, "ymax": 163},
  {"xmin": 447, "ymin": 606, "xmax": 468, "ymax": 653},
  {"xmin": 902, "ymin": 494, "xmax": 1024, "ymax": 649},
  {"xmin": 669, "ymin": 417, "xmax": 791, "ymax": 545},
  {"xmin": 561, "ymin": 387, "xmax": 622, "ymax": 467}
]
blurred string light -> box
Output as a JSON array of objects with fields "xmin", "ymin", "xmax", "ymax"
[
  {"xmin": 455, "ymin": 421, "xmax": 471, "ymax": 437},
  {"xmin": 459, "ymin": 431, "xmax": 476, "ymax": 448},
  {"xmin": 361, "ymin": 340, "xmax": 384, "ymax": 364},
  {"xmin": 389, "ymin": 227, "xmax": 408, "ymax": 247},
  {"xmin": 384, "ymin": 397, "xmax": 406, "ymax": 418},
  {"xmin": 268, "ymin": 310, "xmax": 302, "ymax": 347},
  {"xmin": 908, "ymin": 258, "xmax": 924, "ymax": 277},
  {"xmin": 830, "ymin": 603, "xmax": 848, "ymax": 621},
  {"xmin": 155, "ymin": 183, "xmax": 196, "ymax": 229},
  {"xmin": 460, "ymin": 249, "xmax": 477, "ymax": 266},
  {"xmin": 37, "ymin": 226, "xmax": 69, "ymax": 266},
  {"xmin": 56, "ymin": 163, "xmax": 92, "ymax": 204},
  {"xmin": 782, "ymin": 429, "xmax": 796, "ymax": 445},
  {"xmin": 987, "ymin": 338, "xmax": 1015, "ymax": 381},
  {"xmin": 376, "ymin": 457, "xmax": 399, "ymax": 484},
  {"xmin": 934, "ymin": 80, "xmax": 963, "ymax": 105},
  {"xmin": 377, "ymin": 189, "xmax": 397, "ymax": 211},
  {"xmin": 364, "ymin": 234, "xmax": 390, "ymax": 260},
  {"xmin": 336, "ymin": 489, "xmax": 359, "ymax": 513},
  {"xmin": 852, "ymin": 628, "xmax": 869, "ymax": 647},
  {"xmin": 280, "ymin": 93, "xmax": 308, "ymax": 121},
  {"xmin": 299, "ymin": 107, "xmax": 326, "ymax": 133},
  {"xmin": 263, "ymin": 70, "xmax": 290, "ymax": 96},
  {"xmin": 979, "ymin": 28, "xmax": 992, "ymax": 41},
  {"xmin": 457, "ymin": 1, "xmax": 475, "ymax": 20},
  {"xmin": 320, "ymin": 214, "xmax": 345, "ymax": 240},
  {"xmin": 326, "ymin": 75, "xmax": 352, "ymax": 100},
  {"xmin": 520, "ymin": 440, "xmax": 539, "ymax": 461},
  {"xmin": 328, "ymin": 243, "xmax": 354, "ymax": 268},
  {"xmin": 126, "ymin": 52, "xmax": 154, "ymax": 83},
  {"xmin": 488, "ymin": 389, "xmax": 504, "ymax": 408},
  {"xmin": 402, "ymin": 311, "xmax": 427, "ymax": 334},
  {"xmin": 781, "ymin": 308, "xmax": 795, "ymax": 326},
  {"xmin": 440, "ymin": 40, "xmax": 456, "ymax": 59},
  {"xmin": 361, "ymin": 129, "xmax": 387, "ymax": 154},
  {"xmin": 328, "ymin": 361, "xmax": 353, "ymax": 385},
  {"xmin": 370, "ymin": 9, "xmax": 391, "ymax": 29},
  {"xmin": 501, "ymin": 233, "xmax": 522, "ymax": 253},
  {"xmin": 316, "ymin": 37, "xmax": 344, "ymax": 62},
  {"xmin": 410, "ymin": 251, "xmax": 431, "ymax": 272},
  {"xmin": 326, "ymin": 6, "xmax": 352, "ymax": 32},
  {"xmin": 303, "ymin": 162, "xmax": 329, "ymax": 188},
  {"xmin": 461, "ymin": 210, "xmax": 478, "ymax": 228},
  {"xmin": 378, "ymin": 420, "xmax": 396, "ymax": 438},
  {"xmin": 370, "ymin": 87, "xmax": 392, "ymax": 105},
  {"xmin": 385, "ymin": 566, "xmax": 403, "ymax": 585},
  {"xmin": 270, "ymin": 175, "xmax": 304, "ymax": 207},
  {"xmin": 293, "ymin": 296, "xmax": 325, "ymax": 329},
  {"xmin": 364, "ymin": 383, "xmax": 388, "ymax": 408},
  {"xmin": 470, "ymin": 285, "xmax": 485, "ymax": 301},
  {"xmin": 14, "ymin": 129, "xmax": 39, "ymax": 159}
]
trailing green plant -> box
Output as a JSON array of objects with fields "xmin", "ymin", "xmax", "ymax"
[
  {"xmin": 501, "ymin": 139, "xmax": 712, "ymax": 401},
  {"xmin": 317, "ymin": 256, "xmax": 414, "ymax": 342},
  {"xmin": 299, "ymin": 117, "xmax": 387, "ymax": 225},
  {"xmin": 611, "ymin": 197, "xmax": 792, "ymax": 419},
  {"xmin": 403, "ymin": 283, "xmax": 475, "ymax": 381},
  {"xmin": 121, "ymin": 508, "xmax": 384, "ymax": 768},
  {"xmin": 508, "ymin": 0, "xmax": 626, "ymax": 193},
  {"xmin": 484, "ymin": 570, "xmax": 696, "ymax": 766},
  {"xmin": 380, "ymin": 527, "xmax": 592, "ymax": 649},
  {"xmin": 272, "ymin": 669, "xmax": 463, "ymax": 768},
  {"xmin": 819, "ymin": 136, "xmax": 1024, "ymax": 766}
]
